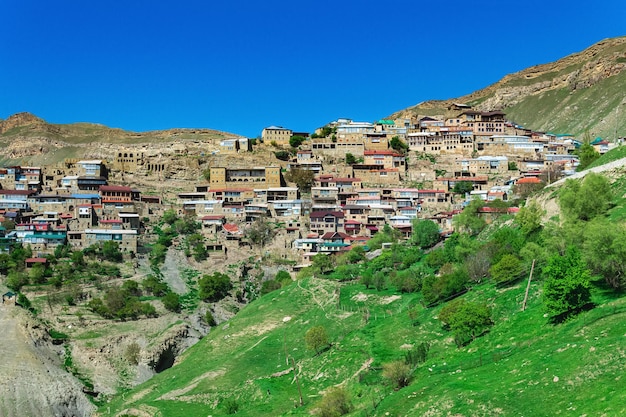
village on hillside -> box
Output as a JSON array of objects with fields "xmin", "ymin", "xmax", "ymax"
[{"xmin": 0, "ymin": 104, "xmax": 613, "ymax": 269}]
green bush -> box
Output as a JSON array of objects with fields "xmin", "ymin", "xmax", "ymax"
[
  {"xmin": 439, "ymin": 298, "xmax": 492, "ymax": 346},
  {"xmin": 198, "ymin": 272, "xmax": 232, "ymax": 302}
]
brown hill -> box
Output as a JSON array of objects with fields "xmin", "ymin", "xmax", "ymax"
[{"xmin": 390, "ymin": 36, "xmax": 626, "ymax": 138}]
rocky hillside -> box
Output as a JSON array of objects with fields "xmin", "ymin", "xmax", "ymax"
[
  {"xmin": 0, "ymin": 112, "xmax": 241, "ymax": 165},
  {"xmin": 391, "ymin": 36, "xmax": 626, "ymax": 139}
]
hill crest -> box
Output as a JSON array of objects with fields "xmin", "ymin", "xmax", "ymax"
[{"xmin": 391, "ymin": 36, "xmax": 626, "ymax": 138}]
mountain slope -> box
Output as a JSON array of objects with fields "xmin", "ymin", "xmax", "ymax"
[
  {"xmin": 391, "ymin": 36, "xmax": 626, "ymax": 139},
  {"xmin": 0, "ymin": 112, "xmax": 240, "ymax": 165}
]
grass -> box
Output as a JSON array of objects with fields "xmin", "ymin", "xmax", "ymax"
[{"xmin": 98, "ymin": 272, "xmax": 626, "ymax": 416}]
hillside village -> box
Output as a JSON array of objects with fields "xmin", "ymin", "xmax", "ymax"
[{"xmin": 0, "ymin": 104, "xmax": 612, "ymax": 268}]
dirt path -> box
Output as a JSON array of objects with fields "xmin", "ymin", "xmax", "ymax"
[{"xmin": 0, "ymin": 305, "xmax": 94, "ymax": 417}]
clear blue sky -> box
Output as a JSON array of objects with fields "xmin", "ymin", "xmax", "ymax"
[{"xmin": 1, "ymin": 1, "xmax": 625, "ymax": 138}]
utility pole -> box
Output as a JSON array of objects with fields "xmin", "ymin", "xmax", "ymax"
[
  {"xmin": 290, "ymin": 357, "xmax": 304, "ymax": 406},
  {"xmin": 522, "ymin": 259, "xmax": 535, "ymax": 311}
]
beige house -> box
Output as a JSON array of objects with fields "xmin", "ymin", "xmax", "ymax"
[
  {"xmin": 209, "ymin": 167, "xmax": 284, "ymax": 190},
  {"xmin": 262, "ymin": 126, "xmax": 293, "ymax": 146}
]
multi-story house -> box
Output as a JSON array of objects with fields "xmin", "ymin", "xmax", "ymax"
[
  {"xmin": 363, "ymin": 150, "xmax": 406, "ymax": 170},
  {"xmin": 82, "ymin": 228, "xmax": 138, "ymax": 253},
  {"xmin": 456, "ymin": 156, "xmax": 509, "ymax": 175},
  {"xmin": 0, "ymin": 166, "xmax": 42, "ymax": 191},
  {"xmin": 0, "ymin": 189, "xmax": 36, "ymax": 211},
  {"xmin": 209, "ymin": 167, "xmax": 284, "ymax": 190},
  {"xmin": 99, "ymin": 185, "xmax": 137, "ymax": 216},
  {"xmin": 309, "ymin": 210, "xmax": 344, "ymax": 235},
  {"xmin": 219, "ymin": 138, "xmax": 251, "ymax": 154},
  {"xmin": 262, "ymin": 126, "xmax": 292, "ymax": 146}
]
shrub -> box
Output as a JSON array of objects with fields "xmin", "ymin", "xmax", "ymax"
[
  {"xmin": 439, "ymin": 299, "xmax": 492, "ymax": 346},
  {"xmin": 204, "ymin": 309, "xmax": 217, "ymax": 326},
  {"xmin": 317, "ymin": 386, "xmax": 352, "ymax": 417},
  {"xmin": 305, "ymin": 325, "xmax": 329, "ymax": 355},
  {"xmin": 162, "ymin": 291, "xmax": 181, "ymax": 312},
  {"xmin": 383, "ymin": 360, "xmax": 412, "ymax": 390}
]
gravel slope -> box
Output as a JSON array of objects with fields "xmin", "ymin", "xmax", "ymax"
[{"xmin": 0, "ymin": 305, "xmax": 94, "ymax": 417}]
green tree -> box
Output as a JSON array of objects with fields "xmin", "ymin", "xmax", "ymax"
[
  {"xmin": 274, "ymin": 270, "xmax": 292, "ymax": 286},
  {"xmin": 28, "ymin": 264, "xmax": 47, "ymax": 284},
  {"xmin": 390, "ymin": 136, "xmax": 409, "ymax": 154},
  {"xmin": 102, "ymin": 241, "xmax": 123, "ymax": 262},
  {"xmin": 162, "ymin": 209, "xmax": 178, "ymax": 225},
  {"xmin": 489, "ymin": 254, "xmax": 523, "ymax": 285},
  {"xmin": 150, "ymin": 243, "xmax": 168, "ymax": 266},
  {"xmin": 198, "ymin": 272, "xmax": 232, "ymax": 302},
  {"xmin": 6, "ymin": 271, "xmax": 29, "ymax": 291},
  {"xmin": 311, "ymin": 253, "xmax": 334, "ymax": 275},
  {"xmin": 576, "ymin": 132, "xmax": 600, "ymax": 171},
  {"xmin": 273, "ymin": 150, "xmax": 291, "ymax": 161},
  {"xmin": 515, "ymin": 200, "xmax": 544, "ymax": 237},
  {"xmin": 559, "ymin": 173, "xmax": 612, "ymax": 222},
  {"xmin": 453, "ymin": 199, "xmax": 486, "ymax": 236},
  {"xmin": 289, "ymin": 135, "xmax": 306, "ymax": 148},
  {"xmin": 260, "ymin": 279, "xmax": 282, "ymax": 295},
  {"xmin": 582, "ymin": 219, "xmax": 626, "ymax": 290},
  {"xmin": 345, "ymin": 153, "xmax": 357, "ymax": 165},
  {"xmin": 452, "ymin": 181, "xmax": 474, "ymax": 194},
  {"xmin": 543, "ymin": 246, "xmax": 592, "ymax": 322},
  {"xmin": 438, "ymin": 299, "xmax": 492, "ymax": 346},
  {"xmin": 305, "ymin": 325, "xmax": 329, "ymax": 355},
  {"xmin": 411, "ymin": 219, "xmax": 440, "ymax": 249},
  {"xmin": 382, "ymin": 360, "xmax": 412, "ymax": 390}
]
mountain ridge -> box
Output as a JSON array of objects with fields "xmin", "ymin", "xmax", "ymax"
[{"xmin": 390, "ymin": 36, "xmax": 626, "ymax": 138}]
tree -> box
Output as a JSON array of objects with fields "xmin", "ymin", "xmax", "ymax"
[
  {"xmin": 305, "ymin": 325, "xmax": 329, "ymax": 355},
  {"xmin": 559, "ymin": 172, "xmax": 612, "ymax": 222},
  {"xmin": 102, "ymin": 241, "xmax": 123, "ymax": 262},
  {"xmin": 198, "ymin": 272, "xmax": 232, "ymax": 302},
  {"xmin": 452, "ymin": 181, "xmax": 474, "ymax": 195},
  {"xmin": 345, "ymin": 153, "xmax": 357, "ymax": 165},
  {"xmin": 246, "ymin": 217, "xmax": 275, "ymax": 247},
  {"xmin": 317, "ymin": 386, "xmax": 352, "ymax": 417},
  {"xmin": 390, "ymin": 136, "xmax": 409, "ymax": 154},
  {"xmin": 311, "ymin": 253, "xmax": 334, "ymax": 275},
  {"xmin": 438, "ymin": 299, "xmax": 492, "ymax": 346},
  {"xmin": 273, "ymin": 150, "xmax": 291, "ymax": 161},
  {"xmin": 289, "ymin": 135, "xmax": 306, "ymax": 148},
  {"xmin": 543, "ymin": 246, "xmax": 592, "ymax": 322},
  {"xmin": 6, "ymin": 271, "xmax": 28, "ymax": 291},
  {"xmin": 411, "ymin": 219, "xmax": 440, "ymax": 249},
  {"xmin": 515, "ymin": 200, "xmax": 544, "ymax": 237},
  {"xmin": 28, "ymin": 264, "xmax": 47, "ymax": 284},
  {"xmin": 576, "ymin": 132, "xmax": 600, "ymax": 171},
  {"xmin": 284, "ymin": 168, "xmax": 315, "ymax": 192},
  {"xmin": 489, "ymin": 254, "xmax": 523, "ymax": 285},
  {"xmin": 162, "ymin": 209, "xmax": 178, "ymax": 225},
  {"xmin": 382, "ymin": 360, "xmax": 412, "ymax": 390},
  {"xmin": 453, "ymin": 199, "xmax": 486, "ymax": 236},
  {"xmin": 582, "ymin": 219, "xmax": 626, "ymax": 291}
]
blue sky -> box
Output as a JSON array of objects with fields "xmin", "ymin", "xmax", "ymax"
[{"xmin": 1, "ymin": 1, "xmax": 625, "ymax": 138}]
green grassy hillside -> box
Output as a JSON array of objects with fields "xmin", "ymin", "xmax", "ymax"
[{"xmin": 99, "ymin": 269, "xmax": 626, "ymax": 416}]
